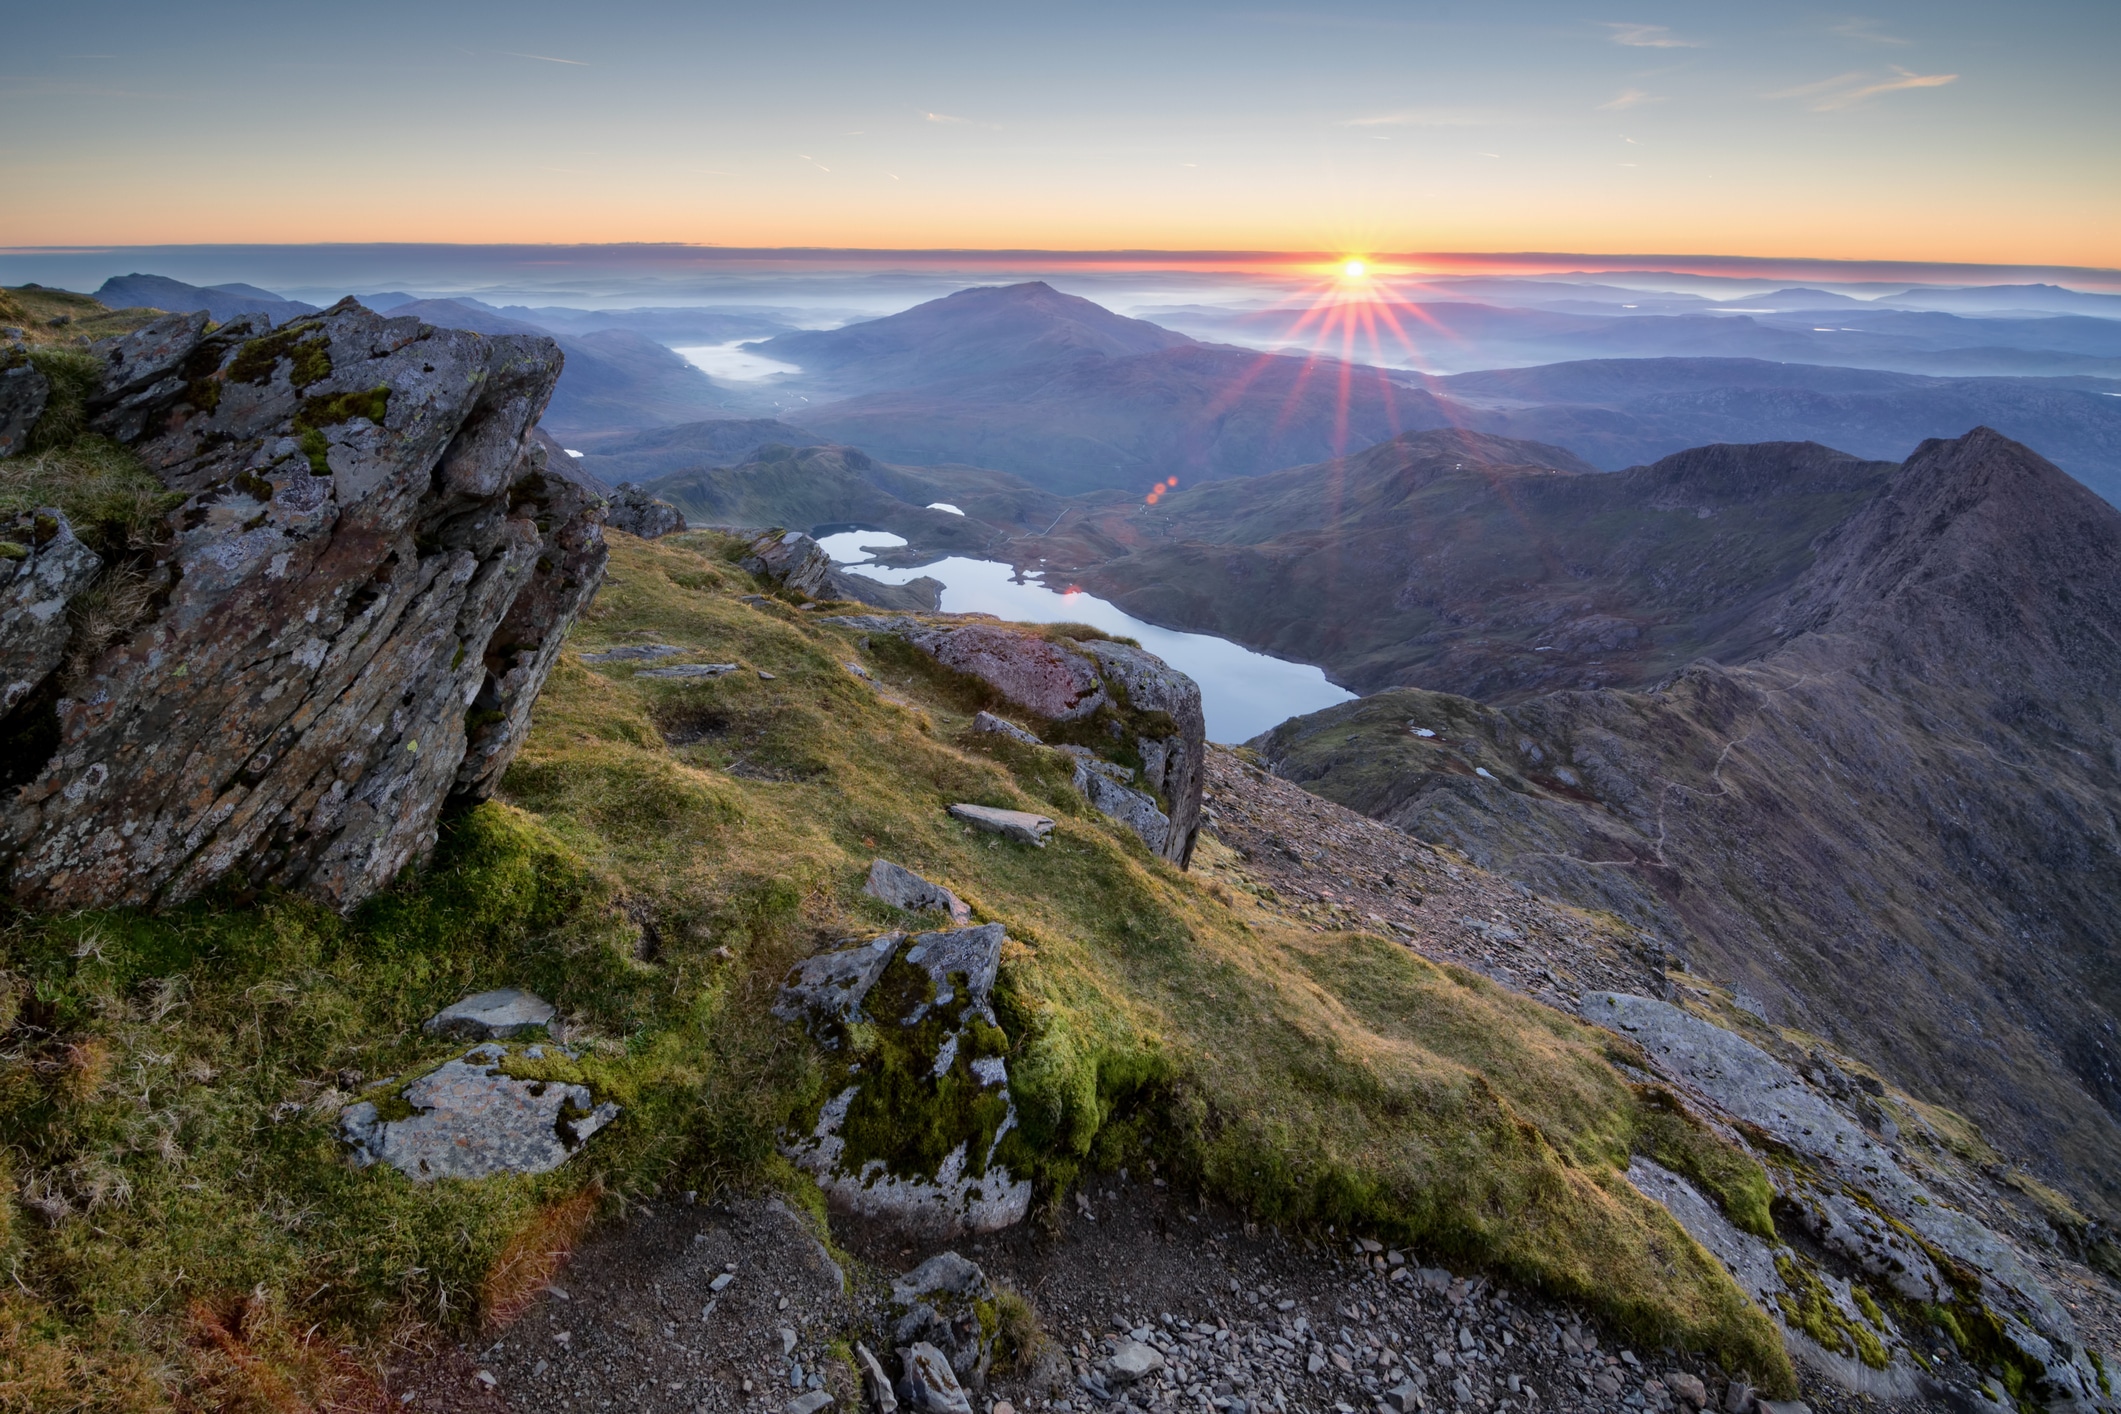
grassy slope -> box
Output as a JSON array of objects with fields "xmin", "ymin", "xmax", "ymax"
[{"xmin": 0, "ymin": 529, "xmax": 1792, "ymax": 1407}]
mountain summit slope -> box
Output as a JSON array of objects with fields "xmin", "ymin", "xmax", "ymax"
[
  {"xmin": 1258, "ymin": 427, "xmax": 2121, "ymax": 1218},
  {"xmin": 752, "ymin": 281, "xmax": 1195, "ymax": 395},
  {"xmin": 1037, "ymin": 428, "xmax": 1896, "ymax": 695}
]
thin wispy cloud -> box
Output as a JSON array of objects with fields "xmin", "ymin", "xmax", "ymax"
[
  {"xmin": 1598, "ymin": 88, "xmax": 1662, "ymax": 111},
  {"xmin": 500, "ymin": 51, "xmax": 588, "ymax": 66},
  {"xmin": 1830, "ymin": 17, "xmax": 1910, "ymax": 44},
  {"xmin": 1603, "ymin": 23, "xmax": 1704, "ymax": 48},
  {"xmin": 924, "ymin": 112, "xmax": 969, "ymax": 125},
  {"xmin": 1341, "ymin": 107, "xmax": 1512, "ymax": 128},
  {"xmin": 1773, "ymin": 66, "xmax": 1958, "ymax": 110}
]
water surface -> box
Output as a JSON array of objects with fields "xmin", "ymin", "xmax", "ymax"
[{"xmin": 815, "ymin": 531, "xmax": 1353, "ymax": 742}]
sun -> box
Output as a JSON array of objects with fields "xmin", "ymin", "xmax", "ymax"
[{"xmin": 1340, "ymin": 257, "xmax": 1368, "ymax": 280}]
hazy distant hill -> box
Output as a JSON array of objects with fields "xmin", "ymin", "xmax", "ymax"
[
  {"xmin": 749, "ymin": 281, "xmax": 1195, "ymax": 394},
  {"xmin": 1035, "ymin": 427, "xmax": 1896, "ymax": 695},
  {"xmin": 386, "ymin": 298, "xmax": 747, "ymax": 438},
  {"xmin": 92, "ymin": 273, "xmax": 317, "ymax": 326},
  {"xmin": 1255, "ymin": 427, "xmax": 2121, "ymax": 1219},
  {"xmin": 570, "ymin": 418, "xmax": 817, "ymax": 484}
]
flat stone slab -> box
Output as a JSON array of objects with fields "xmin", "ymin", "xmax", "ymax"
[
  {"xmin": 865, "ymin": 859, "xmax": 972, "ymax": 924},
  {"xmin": 948, "ymin": 803, "xmax": 1053, "ymax": 846},
  {"xmin": 423, "ymin": 987, "xmax": 555, "ymax": 1039},
  {"xmin": 637, "ymin": 662, "xmax": 741, "ymax": 679},
  {"xmin": 341, "ymin": 1043, "xmax": 618, "ymax": 1182},
  {"xmin": 581, "ymin": 644, "xmax": 685, "ymax": 662},
  {"xmin": 773, "ymin": 933, "xmax": 904, "ymax": 1026}
]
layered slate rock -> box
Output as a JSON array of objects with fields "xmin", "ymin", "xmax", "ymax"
[
  {"xmin": 778, "ymin": 924, "xmax": 1030, "ymax": 1237},
  {"xmin": 826, "ymin": 614, "xmax": 1205, "ymax": 866},
  {"xmin": 0, "ymin": 300, "xmax": 606, "ymax": 911},
  {"xmin": 340, "ymin": 1042, "xmax": 619, "ymax": 1182},
  {"xmin": 0, "ymin": 354, "xmax": 48, "ymax": 458},
  {"xmin": 1587, "ymin": 992, "xmax": 2104, "ymax": 1406},
  {"xmin": 865, "ymin": 858, "xmax": 972, "ymax": 925},
  {"xmin": 2, "ymin": 510, "xmax": 99, "ymax": 716},
  {"xmin": 423, "ymin": 987, "xmax": 557, "ymax": 1040}
]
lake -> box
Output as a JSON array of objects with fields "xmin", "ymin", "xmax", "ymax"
[{"xmin": 815, "ymin": 531, "xmax": 1354, "ymax": 743}]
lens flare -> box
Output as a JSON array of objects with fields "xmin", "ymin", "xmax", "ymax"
[{"xmin": 1341, "ymin": 258, "xmax": 1368, "ymax": 279}]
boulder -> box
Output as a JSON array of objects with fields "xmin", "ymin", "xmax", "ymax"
[
  {"xmin": 636, "ymin": 662, "xmax": 740, "ymax": 679},
  {"xmin": 896, "ymin": 1342, "xmax": 972, "ymax": 1414},
  {"xmin": 743, "ymin": 530, "xmax": 834, "ymax": 599},
  {"xmin": 909, "ymin": 624, "xmax": 1108, "ymax": 721},
  {"xmin": 340, "ymin": 1042, "xmax": 618, "ymax": 1181},
  {"xmin": 948, "ymin": 803, "xmax": 1053, "ymax": 846},
  {"xmin": 0, "ymin": 355, "xmax": 49, "ymax": 458},
  {"xmin": 1, "ymin": 510, "xmax": 100, "ymax": 717},
  {"xmin": 781, "ymin": 924, "xmax": 1030, "ymax": 1236},
  {"xmin": 422, "ymin": 987, "xmax": 556, "ymax": 1040},
  {"xmin": 890, "ymin": 1252, "xmax": 997, "ymax": 1383},
  {"xmin": 865, "ymin": 858, "xmax": 972, "ymax": 924},
  {"xmin": 1105, "ymin": 1340, "xmax": 1164, "ymax": 1385},
  {"xmin": 603, "ymin": 482, "xmax": 684, "ymax": 539},
  {"xmin": 0, "ymin": 300, "xmax": 606, "ymax": 912}
]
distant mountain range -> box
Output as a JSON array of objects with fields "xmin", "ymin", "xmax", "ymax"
[{"xmin": 1254, "ymin": 427, "xmax": 2121, "ymax": 1225}]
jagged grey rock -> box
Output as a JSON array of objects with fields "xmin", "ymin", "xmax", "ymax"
[
  {"xmin": 783, "ymin": 925, "xmax": 1029, "ymax": 1236},
  {"xmin": 1, "ymin": 510, "xmax": 100, "ymax": 715},
  {"xmin": 857, "ymin": 1342, "xmax": 899, "ymax": 1414},
  {"xmin": 0, "ymin": 356, "xmax": 49, "ymax": 458},
  {"xmin": 948, "ymin": 804, "xmax": 1054, "ymax": 846},
  {"xmin": 0, "ymin": 301, "xmax": 605, "ymax": 912},
  {"xmin": 891, "ymin": 1253, "xmax": 996, "ymax": 1383},
  {"xmin": 1106, "ymin": 1339, "xmax": 1165, "ymax": 1384},
  {"xmin": 865, "ymin": 858, "xmax": 972, "ymax": 925},
  {"xmin": 603, "ymin": 482, "xmax": 684, "ymax": 539},
  {"xmin": 897, "ymin": 1342, "xmax": 972, "ymax": 1414},
  {"xmin": 1072, "ymin": 758, "xmax": 1170, "ymax": 854},
  {"xmin": 743, "ymin": 530, "xmax": 834, "ymax": 598},
  {"xmin": 1594, "ymin": 995, "xmax": 2102, "ymax": 1406},
  {"xmin": 423, "ymin": 987, "xmax": 556, "ymax": 1040},
  {"xmin": 971, "ymin": 710, "xmax": 1042, "ymax": 746},
  {"xmin": 340, "ymin": 1043, "xmax": 618, "ymax": 1181},
  {"xmin": 787, "ymin": 1393, "xmax": 835, "ymax": 1414},
  {"xmin": 772, "ymin": 932, "xmax": 904, "ymax": 1028}
]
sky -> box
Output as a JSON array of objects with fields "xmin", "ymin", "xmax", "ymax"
[{"xmin": 4, "ymin": 0, "xmax": 2118, "ymax": 267}]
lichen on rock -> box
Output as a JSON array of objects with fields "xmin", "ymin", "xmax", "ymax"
[
  {"xmin": 0, "ymin": 300, "xmax": 607, "ymax": 912},
  {"xmin": 779, "ymin": 924, "xmax": 1030, "ymax": 1237}
]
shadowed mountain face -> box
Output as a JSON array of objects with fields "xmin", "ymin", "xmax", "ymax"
[
  {"xmin": 1033, "ymin": 427, "xmax": 1898, "ymax": 696},
  {"xmin": 385, "ymin": 299, "xmax": 745, "ymax": 438},
  {"xmin": 749, "ymin": 280, "xmax": 1194, "ymax": 395},
  {"xmin": 571, "ymin": 418, "xmax": 817, "ymax": 485},
  {"xmin": 1254, "ymin": 428, "xmax": 2121, "ymax": 1219}
]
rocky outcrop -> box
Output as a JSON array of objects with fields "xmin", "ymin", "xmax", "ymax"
[
  {"xmin": 827, "ymin": 615, "xmax": 1205, "ymax": 866},
  {"xmin": 777, "ymin": 924, "xmax": 1031, "ymax": 1237},
  {"xmin": 889, "ymin": 1253, "xmax": 1000, "ymax": 1387},
  {"xmin": 604, "ymin": 482, "xmax": 684, "ymax": 539},
  {"xmin": 865, "ymin": 858, "xmax": 972, "ymax": 925},
  {"xmin": 743, "ymin": 529, "xmax": 834, "ymax": 598},
  {"xmin": 0, "ymin": 299, "xmax": 606, "ymax": 912},
  {"xmin": 1589, "ymin": 992, "xmax": 2105, "ymax": 1409}
]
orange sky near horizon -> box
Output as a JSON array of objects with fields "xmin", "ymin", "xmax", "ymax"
[{"xmin": 6, "ymin": 1, "xmax": 2117, "ymax": 271}]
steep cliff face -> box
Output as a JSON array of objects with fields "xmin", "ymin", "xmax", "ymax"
[
  {"xmin": 0, "ymin": 299, "xmax": 606, "ymax": 911},
  {"xmin": 1258, "ymin": 428, "xmax": 2121, "ymax": 1219}
]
